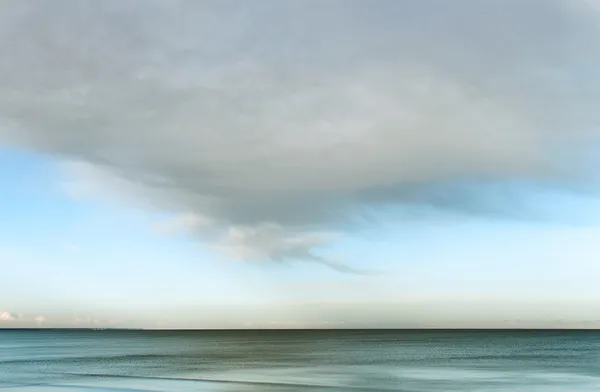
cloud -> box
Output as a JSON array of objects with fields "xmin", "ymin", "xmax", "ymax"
[
  {"xmin": 1, "ymin": 1, "xmax": 599, "ymax": 268},
  {"xmin": 152, "ymin": 212, "xmax": 214, "ymax": 237},
  {"xmin": 0, "ymin": 311, "xmax": 20, "ymax": 322}
]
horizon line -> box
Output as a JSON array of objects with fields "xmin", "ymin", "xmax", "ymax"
[{"xmin": 2, "ymin": 327, "xmax": 600, "ymax": 332}]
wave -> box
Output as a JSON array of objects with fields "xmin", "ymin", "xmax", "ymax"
[
  {"xmin": 43, "ymin": 372, "xmax": 404, "ymax": 391},
  {"xmin": 0, "ymin": 381, "xmax": 159, "ymax": 392}
]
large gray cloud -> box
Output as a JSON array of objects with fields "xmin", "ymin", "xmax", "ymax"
[{"xmin": 1, "ymin": 0, "xmax": 599, "ymax": 268}]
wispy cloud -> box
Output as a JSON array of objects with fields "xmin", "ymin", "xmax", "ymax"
[{"xmin": 1, "ymin": 1, "xmax": 599, "ymax": 268}]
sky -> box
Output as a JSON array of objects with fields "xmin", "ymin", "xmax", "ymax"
[{"xmin": 1, "ymin": 0, "xmax": 600, "ymax": 329}]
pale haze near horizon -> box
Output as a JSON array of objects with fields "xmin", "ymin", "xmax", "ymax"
[{"xmin": 1, "ymin": 0, "xmax": 600, "ymax": 329}]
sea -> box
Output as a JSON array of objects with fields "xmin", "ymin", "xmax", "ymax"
[{"xmin": 1, "ymin": 329, "xmax": 599, "ymax": 391}]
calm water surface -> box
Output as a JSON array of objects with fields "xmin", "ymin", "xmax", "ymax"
[{"xmin": 1, "ymin": 329, "xmax": 599, "ymax": 391}]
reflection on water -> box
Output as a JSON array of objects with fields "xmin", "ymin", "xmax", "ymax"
[{"xmin": 1, "ymin": 329, "xmax": 600, "ymax": 391}]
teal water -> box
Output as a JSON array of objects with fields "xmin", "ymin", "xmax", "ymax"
[{"xmin": 1, "ymin": 329, "xmax": 599, "ymax": 391}]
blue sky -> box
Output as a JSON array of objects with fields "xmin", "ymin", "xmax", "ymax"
[
  {"xmin": 2, "ymin": 144, "xmax": 600, "ymax": 328},
  {"xmin": 2, "ymin": 1, "xmax": 600, "ymax": 328}
]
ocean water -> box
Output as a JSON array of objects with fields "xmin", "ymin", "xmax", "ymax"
[{"xmin": 1, "ymin": 330, "xmax": 599, "ymax": 391}]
